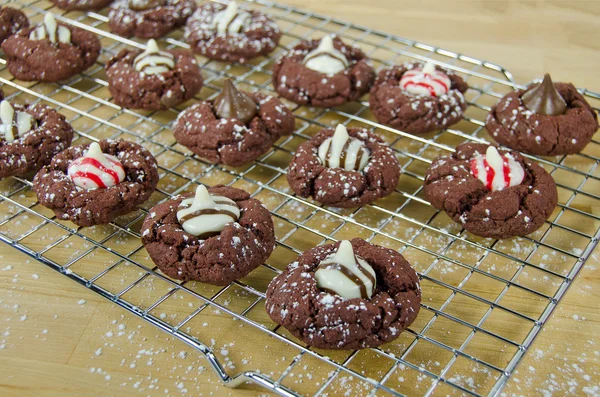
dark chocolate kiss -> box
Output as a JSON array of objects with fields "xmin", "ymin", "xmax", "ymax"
[
  {"xmin": 521, "ymin": 74, "xmax": 567, "ymax": 116},
  {"xmin": 213, "ymin": 79, "xmax": 257, "ymax": 124}
]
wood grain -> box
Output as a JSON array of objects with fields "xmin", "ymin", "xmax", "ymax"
[{"xmin": 0, "ymin": 1, "xmax": 599, "ymax": 397}]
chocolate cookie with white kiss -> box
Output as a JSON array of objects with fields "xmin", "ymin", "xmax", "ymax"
[
  {"xmin": 173, "ymin": 79, "xmax": 294, "ymax": 166},
  {"xmin": 141, "ymin": 184, "xmax": 276, "ymax": 285},
  {"xmin": 287, "ymin": 124, "xmax": 401, "ymax": 208},
  {"xmin": 1, "ymin": 13, "xmax": 101, "ymax": 82},
  {"xmin": 0, "ymin": 101, "xmax": 74, "ymax": 180},
  {"xmin": 108, "ymin": 0, "xmax": 195, "ymax": 39},
  {"xmin": 369, "ymin": 61, "xmax": 468, "ymax": 135},
  {"xmin": 50, "ymin": 0, "xmax": 114, "ymax": 11},
  {"xmin": 185, "ymin": 1, "xmax": 280, "ymax": 63},
  {"xmin": 106, "ymin": 39, "xmax": 203, "ymax": 110},
  {"xmin": 273, "ymin": 35, "xmax": 375, "ymax": 108},
  {"xmin": 266, "ymin": 238, "xmax": 421, "ymax": 350},
  {"xmin": 34, "ymin": 139, "xmax": 159, "ymax": 227},
  {"xmin": 423, "ymin": 142, "xmax": 558, "ymax": 239},
  {"xmin": 0, "ymin": 6, "xmax": 29, "ymax": 45},
  {"xmin": 486, "ymin": 74, "xmax": 598, "ymax": 156}
]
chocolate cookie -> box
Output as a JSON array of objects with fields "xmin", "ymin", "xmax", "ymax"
[
  {"xmin": 50, "ymin": 0, "xmax": 114, "ymax": 11},
  {"xmin": 265, "ymin": 238, "xmax": 421, "ymax": 350},
  {"xmin": 173, "ymin": 79, "xmax": 294, "ymax": 166},
  {"xmin": 0, "ymin": 101, "xmax": 74, "ymax": 179},
  {"xmin": 141, "ymin": 184, "xmax": 276, "ymax": 285},
  {"xmin": 0, "ymin": 6, "xmax": 29, "ymax": 45},
  {"xmin": 108, "ymin": 0, "xmax": 195, "ymax": 39},
  {"xmin": 369, "ymin": 61, "xmax": 469, "ymax": 135},
  {"xmin": 1, "ymin": 13, "xmax": 101, "ymax": 82},
  {"xmin": 423, "ymin": 142, "xmax": 558, "ymax": 239},
  {"xmin": 184, "ymin": 1, "xmax": 281, "ymax": 63},
  {"xmin": 287, "ymin": 124, "xmax": 400, "ymax": 208},
  {"xmin": 272, "ymin": 35, "xmax": 375, "ymax": 108},
  {"xmin": 486, "ymin": 74, "xmax": 598, "ymax": 156},
  {"xmin": 34, "ymin": 139, "xmax": 159, "ymax": 227},
  {"xmin": 106, "ymin": 39, "xmax": 203, "ymax": 110}
]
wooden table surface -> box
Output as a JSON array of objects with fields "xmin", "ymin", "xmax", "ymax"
[{"xmin": 1, "ymin": 1, "xmax": 599, "ymax": 396}]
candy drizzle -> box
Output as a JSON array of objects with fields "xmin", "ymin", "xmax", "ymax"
[
  {"xmin": 70, "ymin": 157, "xmax": 123, "ymax": 188},
  {"xmin": 470, "ymin": 156, "xmax": 513, "ymax": 191},
  {"xmin": 323, "ymin": 139, "xmax": 367, "ymax": 171},
  {"xmin": 177, "ymin": 197, "xmax": 239, "ymax": 239},
  {"xmin": 303, "ymin": 52, "xmax": 348, "ymax": 69},
  {"xmin": 317, "ymin": 258, "xmax": 376, "ymax": 299}
]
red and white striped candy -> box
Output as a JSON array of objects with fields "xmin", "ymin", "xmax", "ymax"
[
  {"xmin": 68, "ymin": 142, "xmax": 125, "ymax": 190},
  {"xmin": 470, "ymin": 146, "xmax": 524, "ymax": 191},
  {"xmin": 400, "ymin": 62, "xmax": 451, "ymax": 97}
]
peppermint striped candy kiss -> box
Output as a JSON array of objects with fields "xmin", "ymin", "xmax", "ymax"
[
  {"xmin": 400, "ymin": 61, "xmax": 451, "ymax": 97},
  {"xmin": 470, "ymin": 146, "xmax": 525, "ymax": 191},
  {"xmin": 68, "ymin": 142, "xmax": 126, "ymax": 190}
]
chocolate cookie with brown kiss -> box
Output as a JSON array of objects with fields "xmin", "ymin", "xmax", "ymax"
[
  {"xmin": 423, "ymin": 142, "xmax": 558, "ymax": 239},
  {"xmin": 106, "ymin": 39, "xmax": 203, "ymax": 110},
  {"xmin": 1, "ymin": 13, "xmax": 101, "ymax": 82},
  {"xmin": 0, "ymin": 6, "xmax": 29, "ymax": 45},
  {"xmin": 185, "ymin": 1, "xmax": 281, "ymax": 63},
  {"xmin": 272, "ymin": 35, "xmax": 375, "ymax": 108},
  {"xmin": 108, "ymin": 0, "xmax": 196, "ymax": 39},
  {"xmin": 173, "ymin": 79, "xmax": 295, "ymax": 167},
  {"xmin": 265, "ymin": 238, "xmax": 421, "ymax": 350},
  {"xmin": 0, "ymin": 101, "xmax": 74, "ymax": 180},
  {"xmin": 486, "ymin": 74, "xmax": 598, "ymax": 156},
  {"xmin": 33, "ymin": 139, "xmax": 159, "ymax": 227},
  {"xmin": 141, "ymin": 185, "xmax": 276, "ymax": 285},
  {"xmin": 287, "ymin": 124, "xmax": 401, "ymax": 208}
]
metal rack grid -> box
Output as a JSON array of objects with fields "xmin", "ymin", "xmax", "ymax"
[{"xmin": 1, "ymin": 0, "xmax": 599, "ymax": 396}]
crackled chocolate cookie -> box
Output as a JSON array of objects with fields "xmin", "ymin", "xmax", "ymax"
[
  {"xmin": 108, "ymin": 0, "xmax": 195, "ymax": 39},
  {"xmin": 424, "ymin": 142, "xmax": 558, "ymax": 239},
  {"xmin": 0, "ymin": 101, "xmax": 74, "ymax": 179},
  {"xmin": 486, "ymin": 74, "xmax": 598, "ymax": 156},
  {"xmin": 1, "ymin": 13, "xmax": 101, "ymax": 82},
  {"xmin": 141, "ymin": 184, "xmax": 275, "ymax": 285},
  {"xmin": 173, "ymin": 79, "xmax": 294, "ymax": 166},
  {"xmin": 287, "ymin": 124, "xmax": 400, "ymax": 208},
  {"xmin": 50, "ymin": 0, "xmax": 114, "ymax": 11},
  {"xmin": 185, "ymin": 1, "xmax": 280, "ymax": 63},
  {"xmin": 369, "ymin": 61, "xmax": 468, "ymax": 135},
  {"xmin": 107, "ymin": 39, "xmax": 203, "ymax": 110},
  {"xmin": 34, "ymin": 139, "xmax": 159, "ymax": 226},
  {"xmin": 273, "ymin": 35, "xmax": 375, "ymax": 108},
  {"xmin": 0, "ymin": 6, "xmax": 29, "ymax": 45},
  {"xmin": 266, "ymin": 238, "xmax": 421, "ymax": 350}
]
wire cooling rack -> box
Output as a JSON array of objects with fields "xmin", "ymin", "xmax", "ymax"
[{"xmin": 1, "ymin": 0, "xmax": 599, "ymax": 396}]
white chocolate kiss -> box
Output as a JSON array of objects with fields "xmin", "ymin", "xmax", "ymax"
[
  {"xmin": 134, "ymin": 39, "xmax": 175, "ymax": 75},
  {"xmin": 399, "ymin": 61, "xmax": 451, "ymax": 97},
  {"xmin": 315, "ymin": 240, "xmax": 376, "ymax": 300},
  {"xmin": 317, "ymin": 124, "xmax": 370, "ymax": 171},
  {"xmin": 30, "ymin": 13, "xmax": 71, "ymax": 44},
  {"xmin": 67, "ymin": 142, "xmax": 126, "ymax": 190},
  {"xmin": 0, "ymin": 101, "xmax": 36, "ymax": 143},
  {"xmin": 303, "ymin": 35, "xmax": 349, "ymax": 76},
  {"xmin": 470, "ymin": 146, "xmax": 525, "ymax": 191},
  {"xmin": 213, "ymin": 1, "xmax": 251, "ymax": 35},
  {"xmin": 176, "ymin": 185, "xmax": 241, "ymax": 238}
]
